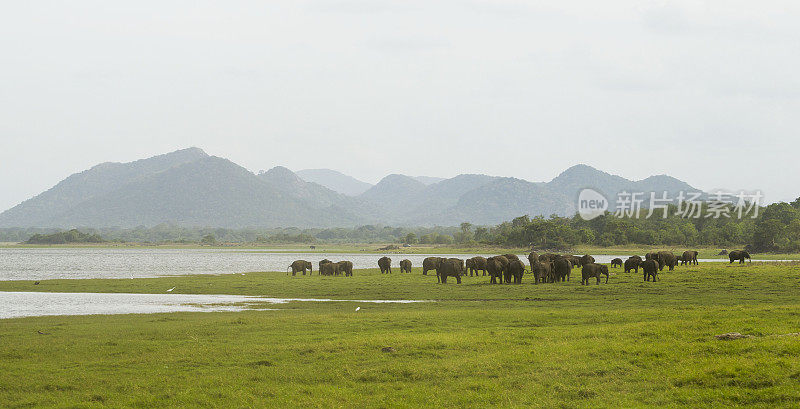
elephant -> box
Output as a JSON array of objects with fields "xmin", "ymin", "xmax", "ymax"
[
  {"xmin": 505, "ymin": 259, "xmax": 526, "ymax": 284},
  {"xmin": 337, "ymin": 261, "xmax": 353, "ymax": 277},
  {"xmin": 399, "ymin": 259, "xmax": 412, "ymax": 274},
  {"xmin": 580, "ymin": 255, "xmax": 595, "ymax": 266},
  {"xmin": 467, "ymin": 256, "xmax": 488, "ymax": 276},
  {"xmin": 610, "ymin": 258, "xmax": 623, "ymax": 268},
  {"xmin": 564, "ymin": 255, "xmax": 582, "ymax": 268},
  {"xmin": 527, "ymin": 252, "xmax": 538, "ymax": 269},
  {"xmin": 656, "ymin": 251, "xmax": 677, "ymax": 271},
  {"xmin": 624, "ymin": 257, "xmax": 641, "ymax": 274},
  {"xmin": 645, "ymin": 252, "xmax": 657, "ymax": 261},
  {"xmin": 319, "ymin": 259, "xmax": 332, "ymax": 275},
  {"xmin": 287, "ymin": 260, "xmax": 312, "ymax": 276},
  {"xmin": 681, "ymin": 251, "xmax": 699, "ymax": 266},
  {"xmin": 531, "ymin": 260, "xmax": 554, "ymax": 284},
  {"xmin": 641, "ymin": 259, "xmax": 659, "ymax": 281},
  {"xmin": 378, "ymin": 256, "xmax": 392, "ymax": 274},
  {"xmin": 581, "ymin": 263, "xmax": 609, "ymax": 285},
  {"xmin": 465, "ymin": 258, "xmax": 475, "ymax": 275},
  {"xmin": 538, "ymin": 253, "xmax": 558, "ymax": 263},
  {"xmin": 728, "ymin": 250, "xmax": 751, "ymax": 264},
  {"xmin": 486, "ymin": 256, "xmax": 509, "ymax": 284},
  {"xmin": 552, "ymin": 257, "xmax": 571, "ymax": 282},
  {"xmin": 319, "ymin": 260, "xmax": 339, "ymax": 276},
  {"xmin": 437, "ymin": 258, "xmax": 463, "ymax": 284},
  {"xmin": 422, "ymin": 257, "xmax": 443, "ymax": 276},
  {"xmin": 446, "ymin": 258, "xmax": 465, "ymax": 278}
]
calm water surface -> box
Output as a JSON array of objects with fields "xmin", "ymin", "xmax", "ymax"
[{"xmin": 0, "ymin": 291, "xmax": 427, "ymax": 319}]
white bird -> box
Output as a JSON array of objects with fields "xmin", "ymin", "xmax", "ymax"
[
  {"xmin": 355, "ymin": 307, "xmax": 361, "ymax": 312},
  {"xmin": 167, "ymin": 287, "xmax": 175, "ymax": 292}
]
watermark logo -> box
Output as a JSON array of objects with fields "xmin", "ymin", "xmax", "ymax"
[
  {"xmin": 577, "ymin": 188, "xmax": 763, "ymax": 220},
  {"xmin": 578, "ymin": 188, "xmax": 608, "ymax": 220}
]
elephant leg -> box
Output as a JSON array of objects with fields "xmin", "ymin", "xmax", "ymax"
[{"xmin": 456, "ymin": 275, "xmax": 461, "ymax": 284}]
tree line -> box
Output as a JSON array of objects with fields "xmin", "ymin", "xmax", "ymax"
[{"xmin": 2, "ymin": 197, "xmax": 799, "ymax": 252}]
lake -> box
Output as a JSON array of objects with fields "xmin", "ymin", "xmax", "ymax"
[{"xmin": 0, "ymin": 291, "xmax": 427, "ymax": 319}]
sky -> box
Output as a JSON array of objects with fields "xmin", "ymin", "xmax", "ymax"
[{"xmin": 1, "ymin": 0, "xmax": 798, "ymax": 211}]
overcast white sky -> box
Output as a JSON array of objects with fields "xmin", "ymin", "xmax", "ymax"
[{"xmin": 1, "ymin": 1, "xmax": 798, "ymax": 211}]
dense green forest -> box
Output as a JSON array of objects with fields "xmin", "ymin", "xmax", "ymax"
[
  {"xmin": 3, "ymin": 199, "xmax": 799, "ymax": 252},
  {"xmin": 24, "ymin": 229, "xmax": 105, "ymax": 245}
]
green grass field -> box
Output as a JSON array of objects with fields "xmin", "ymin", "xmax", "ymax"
[{"xmin": 2, "ymin": 262, "xmax": 800, "ymax": 408}]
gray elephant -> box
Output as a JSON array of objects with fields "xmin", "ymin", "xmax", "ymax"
[
  {"xmin": 527, "ymin": 252, "xmax": 538, "ymax": 269},
  {"xmin": 681, "ymin": 250, "xmax": 699, "ymax": 266},
  {"xmin": 378, "ymin": 256, "xmax": 392, "ymax": 274},
  {"xmin": 581, "ymin": 263, "xmax": 609, "ymax": 285},
  {"xmin": 564, "ymin": 255, "xmax": 582, "ymax": 268},
  {"xmin": 466, "ymin": 256, "xmax": 488, "ymax": 276},
  {"xmin": 610, "ymin": 258, "xmax": 623, "ymax": 268},
  {"xmin": 624, "ymin": 257, "xmax": 641, "ymax": 274},
  {"xmin": 422, "ymin": 257, "xmax": 443, "ymax": 276},
  {"xmin": 656, "ymin": 251, "xmax": 677, "ymax": 271},
  {"xmin": 337, "ymin": 261, "xmax": 353, "ymax": 277},
  {"xmin": 580, "ymin": 254, "xmax": 595, "ymax": 266},
  {"xmin": 553, "ymin": 257, "xmax": 571, "ymax": 282},
  {"xmin": 641, "ymin": 259, "xmax": 659, "ymax": 281},
  {"xmin": 728, "ymin": 250, "xmax": 751, "ymax": 264},
  {"xmin": 437, "ymin": 258, "xmax": 463, "ymax": 284},
  {"xmin": 503, "ymin": 259, "xmax": 525, "ymax": 284},
  {"xmin": 319, "ymin": 260, "xmax": 339, "ymax": 276},
  {"xmin": 399, "ymin": 259, "xmax": 412, "ymax": 274},
  {"xmin": 531, "ymin": 260, "xmax": 553, "ymax": 284},
  {"xmin": 287, "ymin": 260, "xmax": 312, "ymax": 276},
  {"xmin": 486, "ymin": 256, "xmax": 509, "ymax": 284},
  {"xmin": 538, "ymin": 253, "xmax": 558, "ymax": 263}
]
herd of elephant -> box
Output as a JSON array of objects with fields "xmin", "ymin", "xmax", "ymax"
[{"xmin": 287, "ymin": 249, "xmax": 752, "ymax": 284}]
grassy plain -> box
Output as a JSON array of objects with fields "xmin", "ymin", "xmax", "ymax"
[{"xmin": 2, "ymin": 263, "xmax": 800, "ymax": 408}]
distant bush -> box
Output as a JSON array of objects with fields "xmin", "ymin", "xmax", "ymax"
[{"xmin": 25, "ymin": 229, "xmax": 104, "ymax": 244}]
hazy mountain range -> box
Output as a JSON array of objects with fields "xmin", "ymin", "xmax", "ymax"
[{"xmin": 0, "ymin": 148, "xmax": 701, "ymax": 228}]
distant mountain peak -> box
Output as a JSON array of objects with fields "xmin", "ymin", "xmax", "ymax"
[
  {"xmin": 412, "ymin": 176, "xmax": 446, "ymax": 185},
  {"xmin": 295, "ymin": 169, "xmax": 373, "ymax": 196},
  {"xmin": 261, "ymin": 166, "xmax": 303, "ymax": 184}
]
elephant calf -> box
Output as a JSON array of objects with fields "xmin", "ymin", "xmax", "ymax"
[
  {"xmin": 581, "ymin": 263, "xmax": 608, "ymax": 285},
  {"xmin": 399, "ymin": 259, "xmax": 412, "ymax": 274},
  {"xmin": 610, "ymin": 258, "xmax": 623, "ymax": 268}
]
